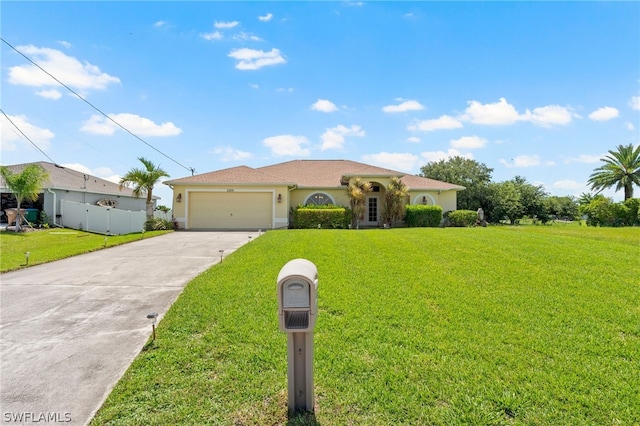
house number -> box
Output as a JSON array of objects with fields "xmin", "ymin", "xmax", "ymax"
[{"xmin": 227, "ymin": 189, "xmax": 234, "ymax": 192}]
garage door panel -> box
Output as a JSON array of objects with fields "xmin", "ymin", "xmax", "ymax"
[{"xmin": 189, "ymin": 192, "xmax": 272, "ymax": 229}]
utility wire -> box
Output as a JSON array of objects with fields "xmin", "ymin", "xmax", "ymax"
[
  {"xmin": 1, "ymin": 108, "xmax": 58, "ymax": 164},
  {"xmin": 1, "ymin": 37, "xmax": 193, "ymax": 173}
]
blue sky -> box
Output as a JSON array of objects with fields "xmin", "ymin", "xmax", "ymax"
[{"xmin": 2, "ymin": 1, "xmax": 639, "ymax": 204}]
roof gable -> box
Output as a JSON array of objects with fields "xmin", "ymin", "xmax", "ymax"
[{"xmin": 165, "ymin": 165, "xmax": 293, "ymax": 186}]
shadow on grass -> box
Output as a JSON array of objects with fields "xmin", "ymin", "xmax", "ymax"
[{"xmin": 287, "ymin": 410, "xmax": 319, "ymax": 426}]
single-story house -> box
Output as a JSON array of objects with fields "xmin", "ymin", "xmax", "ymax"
[
  {"xmin": 0, "ymin": 161, "xmax": 153, "ymax": 227},
  {"xmin": 164, "ymin": 159, "xmax": 465, "ymax": 230}
]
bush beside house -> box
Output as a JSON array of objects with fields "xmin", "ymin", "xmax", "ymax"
[
  {"xmin": 404, "ymin": 205, "xmax": 442, "ymax": 227},
  {"xmin": 293, "ymin": 205, "xmax": 351, "ymax": 229}
]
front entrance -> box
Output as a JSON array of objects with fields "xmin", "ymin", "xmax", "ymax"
[{"xmin": 365, "ymin": 196, "xmax": 379, "ymax": 227}]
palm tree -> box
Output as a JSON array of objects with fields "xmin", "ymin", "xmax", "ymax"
[
  {"xmin": 588, "ymin": 144, "xmax": 640, "ymax": 200},
  {"xmin": 119, "ymin": 157, "xmax": 169, "ymax": 221},
  {"xmin": 0, "ymin": 164, "xmax": 49, "ymax": 232},
  {"xmin": 382, "ymin": 177, "xmax": 408, "ymax": 227},
  {"xmin": 346, "ymin": 177, "xmax": 372, "ymax": 228}
]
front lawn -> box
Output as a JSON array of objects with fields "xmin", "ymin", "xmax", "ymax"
[
  {"xmin": 92, "ymin": 227, "xmax": 639, "ymax": 425},
  {"xmin": 0, "ymin": 229, "xmax": 172, "ymax": 272}
]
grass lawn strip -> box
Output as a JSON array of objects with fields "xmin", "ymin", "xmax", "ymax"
[{"xmin": 90, "ymin": 227, "xmax": 639, "ymax": 425}]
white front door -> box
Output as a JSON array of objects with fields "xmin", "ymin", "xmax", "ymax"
[{"xmin": 365, "ymin": 196, "xmax": 379, "ymax": 226}]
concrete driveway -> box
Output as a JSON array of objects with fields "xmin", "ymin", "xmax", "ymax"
[{"xmin": 0, "ymin": 231, "xmax": 260, "ymax": 425}]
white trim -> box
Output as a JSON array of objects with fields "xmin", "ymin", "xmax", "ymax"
[{"xmin": 304, "ymin": 192, "xmax": 335, "ymax": 205}]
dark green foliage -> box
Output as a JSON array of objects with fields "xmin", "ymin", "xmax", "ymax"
[
  {"xmin": 447, "ymin": 210, "xmax": 478, "ymax": 227},
  {"xmin": 404, "ymin": 205, "xmax": 442, "ymax": 227},
  {"xmin": 293, "ymin": 205, "xmax": 351, "ymax": 229},
  {"xmin": 579, "ymin": 196, "xmax": 639, "ymax": 227},
  {"xmin": 145, "ymin": 218, "xmax": 174, "ymax": 231}
]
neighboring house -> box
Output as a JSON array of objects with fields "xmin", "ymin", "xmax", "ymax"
[
  {"xmin": 164, "ymin": 159, "xmax": 465, "ymax": 230},
  {"xmin": 0, "ymin": 161, "xmax": 153, "ymax": 228}
]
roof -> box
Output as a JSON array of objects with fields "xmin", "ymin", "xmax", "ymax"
[
  {"xmin": 166, "ymin": 159, "xmax": 465, "ymax": 191},
  {"xmin": 164, "ymin": 165, "xmax": 294, "ymax": 186},
  {"xmin": 0, "ymin": 161, "xmax": 140, "ymax": 197}
]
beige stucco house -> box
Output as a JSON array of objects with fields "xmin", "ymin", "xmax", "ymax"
[{"xmin": 164, "ymin": 159, "xmax": 465, "ymax": 230}]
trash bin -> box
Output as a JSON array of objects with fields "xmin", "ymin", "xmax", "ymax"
[{"xmin": 24, "ymin": 209, "xmax": 39, "ymax": 223}]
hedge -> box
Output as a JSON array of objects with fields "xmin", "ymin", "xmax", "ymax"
[
  {"xmin": 293, "ymin": 205, "xmax": 351, "ymax": 229},
  {"xmin": 447, "ymin": 210, "xmax": 478, "ymax": 227},
  {"xmin": 404, "ymin": 205, "xmax": 442, "ymax": 227}
]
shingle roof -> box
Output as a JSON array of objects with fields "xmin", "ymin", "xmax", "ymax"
[
  {"xmin": 164, "ymin": 165, "xmax": 294, "ymax": 186},
  {"xmin": 166, "ymin": 160, "xmax": 465, "ymax": 191},
  {"xmin": 0, "ymin": 162, "xmax": 140, "ymax": 197}
]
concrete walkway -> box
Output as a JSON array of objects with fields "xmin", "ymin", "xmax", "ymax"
[{"xmin": 0, "ymin": 231, "xmax": 260, "ymax": 425}]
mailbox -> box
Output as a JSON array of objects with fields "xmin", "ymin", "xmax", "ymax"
[
  {"xmin": 277, "ymin": 258, "xmax": 318, "ymax": 413},
  {"xmin": 277, "ymin": 258, "xmax": 318, "ymax": 333}
]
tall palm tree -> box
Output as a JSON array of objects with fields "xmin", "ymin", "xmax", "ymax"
[
  {"xmin": 119, "ymin": 157, "xmax": 169, "ymax": 221},
  {"xmin": 0, "ymin": 164, "xmax": 49, "ymax": 232},
  {"xmin": 346, "ymin": 177, "xmax": 372, "ymax": 228},
  {"xmin": 588, "ymin": 144, "xmax": 640, "ymax": 200}
]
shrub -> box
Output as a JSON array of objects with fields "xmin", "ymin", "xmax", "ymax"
[
  {"xmin": 293, "ymin": 204, "xmax": 351, "ymax": 229},
  {"xmin": 447, "ymin": 210, "xmax": 478, "ymax": 227},
  {"xmin": 623, "ymin": 198, "xmax": 640, "ymax": 226},
  {"xmin": 404, "ymin": 205, "xmax": 442, "ymax": 227},
  {"xmin": 145, "ymin": 218, "xmax": 174, "ymax": 231}
]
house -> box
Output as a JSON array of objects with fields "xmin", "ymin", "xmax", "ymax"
[
  {"xmin": 0, "ymin": 161, "xmax": 152, "ymax": 228},
  {"xmin": 164, "ymin": 159, "xmax": 465, "ymax": 230}
]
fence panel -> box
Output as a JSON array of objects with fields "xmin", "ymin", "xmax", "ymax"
[{"xmin": 61, "ymin": 200, "xmax": 145, "ymax": 235}]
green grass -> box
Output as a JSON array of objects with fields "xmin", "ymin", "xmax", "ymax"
[
  {"xmin": 0, "ymin": 229, "xmax": 172, "ymax": 272},
  {"xmin": 91, "ymin": 226, "xmax": 640, "ymax": 425}
]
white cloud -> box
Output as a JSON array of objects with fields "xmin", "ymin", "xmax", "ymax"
[
  {"xmin": 320, "ymin": 125, "xmax": 365, "ymax": 150},
  {"xmin": 499, "ymin": 155, "xmax": 553, "ymax": 168},
  {"xmin": 80, "ymin": 113, "xmax": 182, "ymax": 137},
  {"xmin": 233, "ymin": 32, "xmax": 263, "ymax": 42},
  {"xmin": 420, "ymin": 149, "xmax": 472, "ymax": 163},
  {"xmin": 450, "ymin": 135, "xmax": 487, "ymax": 149},
  {"xmin": 263, "ymin": 135, "xmax": 311, "ymax": 157},
  {"xmin": 0, "ymin": 114, "xmax": 54, "ymax": 152},
  {"xmin": 215, "ymin": 21, "xmax": 240, "ymax": 29},
  {"xmin": 258, "ymin": 13, "xmax": 273, "ymax": 22},
  {"xmin": 461, "ymin": 98, "xmax": 576, "ymax": 127},
  {"xmin": 407, "ymin": 136, "xmax": 421, "ymax": 143},
  {"xmin": 408, "ymin": 115, "xmax": 463, "ymax": 132},
  {"xmin": 249, "ymin": 83, "xmax": 259, "ymax": 89},
  {"xmin": 58, "ymin": 40, "xmax": 72, "ymax": 49},
  {"xmin": 9, "ymin": 45, "xmax": 120, "ymax": 92},
  {"xmin": 382, "ymin": 100, "xmax": 424, "ymax": 113},
  {"xmin": 228, "ymin": 48, "xmax": 285, "ymax": 70},
  {"xmin": 630, "ymin": 96, "xmax": 640, "ymax": 111},
  {"xmin": 528, "ymin": 105, "xmax": 577, "ymax": 127},
  {"xmin": 212, "ymin": 146, "xmax": 253, "ymax": 161},
  {"xmin": 277, "ymin": 87, "xmax": 294, "ymax": 93},
  {"xmin": 625, "ymin": 122, "xmax": 635, "ymax": 131},
  {"xmin": 588, "ymin": 106, "xmax": 619, "ymax": 121},
  {"xmin": 461, "ymin": 97, "xmax": 522, "ymax": 125},
  {"xmin": 60, "ymin": 163, "xmax": 119, "ymax": 183},
  {"xmin": 552, "ymin": 179, "xmax": 586, "ymax": 191},
  {"xmin": 564, "ymin": 154, "xmax": 602, "ymax": 164},
  {"xmin": 311, "ymin": 99, "xmax": 338, "ymax": 113},
  {"xmin": 36, "ymin": 89, "xmax": 62, "ymax": 99},
  {"xmin": 201, "ymin": 31, "xmax": 223, "ymax": 41},
  {"xmin": 153, "ymin": 21, "xmax": 168, "ymax": 28},
  {"xmin": 361, "ymin": 152, "xmax": 420, "ymax": 172}
]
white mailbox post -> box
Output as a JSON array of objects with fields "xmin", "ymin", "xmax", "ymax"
[{"xmin": 277, "ymin": 258, "xmax": 318, "ymax": 413}]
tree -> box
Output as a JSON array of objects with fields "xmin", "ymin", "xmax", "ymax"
[
  {"xmin": 420, "ymin": 156, "xmax": 493, "ymax": 210},
  {"xmin": 346, "ymin": 177, "xmax": 372, "ymax": 228},
  {"xmin": 381, "ymin": 177, "xmax": 408, "ymax": 227},
  {"xmin": 119, "ymin": 157, "xmax": 169, "ymax": 221},
  {"xmin": 0, "ymin": 164, "xmax": 49, "ymax": 232},
  {"xmin": 486, "ymin": 181, "xmax": 522, "ymax": 224},
  {"xmin": 587, "ymin": 144, "xmax": 640, "ymax": 200},
  {"xmin": 510, "ymin": 176, "xmax": 548, "ymax": 220}
]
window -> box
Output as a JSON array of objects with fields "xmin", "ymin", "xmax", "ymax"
[{"xmin": 305, "ymin": 193, "xmax": 334, "ymax": 206}]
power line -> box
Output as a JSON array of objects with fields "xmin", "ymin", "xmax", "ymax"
[
  {"xmin": 1, "ymin": 37, "xmax": 193, "ymax": 173},
  {"xmin": 0, "ymin": 108, "xmax": 58, "ymax": 164}
]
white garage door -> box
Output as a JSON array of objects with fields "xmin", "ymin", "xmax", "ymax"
[{"xmin": 188, "ymin": 192, "xmax": 273, "ymax": 229}]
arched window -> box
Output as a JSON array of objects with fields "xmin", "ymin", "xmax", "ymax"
[{"xmin": 305, "ymin": 192, "xmax": 334, "ymax": 206}]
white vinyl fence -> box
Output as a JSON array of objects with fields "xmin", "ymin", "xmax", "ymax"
[{"xmin": 60, "ymin": 200, "xmax": 146, "ymax": 235}]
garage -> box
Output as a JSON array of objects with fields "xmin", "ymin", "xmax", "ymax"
[{"xmin": 187, "ymin": 191, "xmax": 273, "ymax": 230}]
